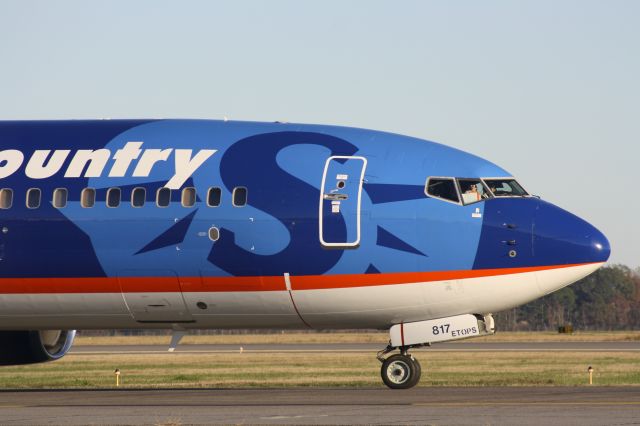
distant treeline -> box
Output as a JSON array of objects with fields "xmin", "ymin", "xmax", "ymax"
[{"xmin": 494, "ymin": 264, "xmax": 640, "ymax": 331}]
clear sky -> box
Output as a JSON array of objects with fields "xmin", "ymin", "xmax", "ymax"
[{"xmin": 0, "ymin": 1, "xmax": 637, "ymax": 267}]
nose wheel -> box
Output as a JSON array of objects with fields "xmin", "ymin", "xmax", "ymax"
[{"xmin": 380, "ymin": 353, "xmax": 422, "ymax": 389}]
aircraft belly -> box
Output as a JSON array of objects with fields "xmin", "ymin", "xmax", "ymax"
[
  {"xmin": 0, "ymin": 290, "xmax": 306, "ymax": 329},
  {"xmin": 0, "ymin": 293, "xmax": 134, "ymax": 329},
  {"xmin": 0, "ymin": 314, "xmax": 139, "ymax": 330},
  {"xmin": 0, "ymin": 293, "xmax": 129, "ymax": 316},
  {"xmin": 182, "ymin": 290, "xmax": 296, "ymax": 315},
  {"xmin": 188, "ymin": 314, "xmax": 307, "ymax": 329},
  {"xmin": 291, "ymin": 268, "xmax": 584, "ymax": 328}
]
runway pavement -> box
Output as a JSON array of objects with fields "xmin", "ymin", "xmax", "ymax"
[
  {"xmin": 70, "ymin": 341, "xmax": 640, "ymax": 354},
  {"xmin": 2, "ymin": 387, "xmax": 640, "ymax": 425}
]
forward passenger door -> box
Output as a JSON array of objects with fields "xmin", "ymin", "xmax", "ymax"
[{"xmin": 319, "ymin": 156, "xmax": 367, "ymax": 248}]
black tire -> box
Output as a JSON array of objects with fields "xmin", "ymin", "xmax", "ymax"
[
  {"xmin": 410, "ymin": 357, "xmax": 422, "ymax": 387},
  {"xmin": 381, "ymin": 354, "xmax": 422, "ymax": 389}
]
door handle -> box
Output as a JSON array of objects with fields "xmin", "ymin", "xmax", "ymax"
[{"xmin": 324, "ymin": 193, "xmax": 348, "ymax": 201}]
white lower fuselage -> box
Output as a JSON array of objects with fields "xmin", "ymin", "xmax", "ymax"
[{"xmin": 0, "ymin": 263, "xmax": 602, "ymax": 330}]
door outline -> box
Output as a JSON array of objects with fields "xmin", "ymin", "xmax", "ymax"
[
  {"xmin": 318, "ymin": 155, "xmax": 367, "ymax": 248},
  {"xmin": 118, "ymin": 270, "xmax": 194, "ymax": 323}
]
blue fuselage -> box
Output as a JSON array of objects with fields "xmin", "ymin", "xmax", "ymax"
[
  {"xmin": 0, "ymin": 119, "xmax": 609, "ymax": 279},
  {"xmin": 0, "ymin": 119, "xmax": 610, "ymax": 330}
]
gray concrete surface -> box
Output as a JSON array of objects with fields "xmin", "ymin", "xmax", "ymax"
[
  {"xmin": 70, "ymin": 341, "xmax": 640, "ymax": 354},
  {"xmin": 1, "ymin": 387, "xmax": 640, "ymax": 425}
]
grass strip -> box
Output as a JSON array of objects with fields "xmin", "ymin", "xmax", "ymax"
[{"xmin": 1, "ymin": 351, "xmax": 638, "ymax": 389}]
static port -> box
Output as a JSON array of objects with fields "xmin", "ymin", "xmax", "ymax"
[{"xmin": 196, "ymin": 302, "xmax": 208, "ymax": 310}]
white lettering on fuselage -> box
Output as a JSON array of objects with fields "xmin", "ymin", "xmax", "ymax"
[
  {"xmin": 0, "ymin": 150, "xmax": 24, "ymax": 179},
  {"xmin": 0, "ymin": 142, "xmax": 216, "ymax": 189}
]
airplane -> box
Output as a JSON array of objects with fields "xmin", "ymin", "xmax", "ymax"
[{"xmin": 0, "ymin": 119, "xmax": 610, "ymax": 389}]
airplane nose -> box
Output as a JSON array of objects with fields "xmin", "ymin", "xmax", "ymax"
[{"xmin": 534, "ymin": 200, "xmax": 610, "ymax": 265}]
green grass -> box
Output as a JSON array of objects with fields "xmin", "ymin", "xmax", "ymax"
[{"xmin": 1, "ymin": 351, "xmax": 639, "ymax": 389}]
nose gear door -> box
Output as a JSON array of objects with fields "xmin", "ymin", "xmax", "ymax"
[{"xmin": 319, "ymin": 156, "xmax": 367, "ymax": 248}]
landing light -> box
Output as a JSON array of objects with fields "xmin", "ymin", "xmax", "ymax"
[{"xmin": 595, "ymin": 243, "xmax": 603, "ymax": 250}]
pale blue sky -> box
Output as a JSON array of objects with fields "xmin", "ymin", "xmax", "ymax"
[{"xmin": 0, "ymin": 1, "xmax": 637, "ymax": 266}]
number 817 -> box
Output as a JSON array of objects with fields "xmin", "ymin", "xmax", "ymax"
[{"xmin": 432, "ymin": 324, "xmax": 450, "ymax": 335}]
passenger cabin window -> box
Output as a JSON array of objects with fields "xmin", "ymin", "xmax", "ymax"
[
  {"xmin": 106, "ymin": 188, "xmax": 121, "ymax": 208},
  {"xmin": 52, "ymin": 188, "xmax": 68, "ymax": 208},
  {"xmin": 207, "ymin": 187, "xmax": 221, "ymax": 207},
  {"xmin": 131, "ymin": 187, "xmax": 146, "ymax": 208},
  {"xmin": 483, "ymin": 178, "xmax": 528, "ymax": 197},
  {"xmin": 232, "ymin": 187, "xmax": 247, "ymax": 207},
  {"xmin": 457, "ymin": 179, "xmax": 491, "ymax": 205},
  {"xmin": 182, "ymin": 187, "xmax": 196, "ymax": 207},
  {"xmin": 81, "ymin": 188, "xmax": 96, "ymax": 208},
  {"xmin": 157, "ymin": 187, "xmax": 171, "ymax": 207},
  {"xmin": 0, "ymin": 189, "xmax": 13, "ymax": 209},
  {"xmin": 426, "ymin": 178, "xmax": 459, "ymax": 203},
  {"xmin": 26, "ymin": 188, "xmax": 41, "ymax": 209}
]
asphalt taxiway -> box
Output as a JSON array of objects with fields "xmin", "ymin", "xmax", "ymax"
[{"xmin": 2, "ymin": 387, "xmax": 640, "ymax": 425}]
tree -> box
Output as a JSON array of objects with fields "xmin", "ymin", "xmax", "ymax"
[{"xmin": 495, "ymin": 265, "xmax": 639, "ymax": 331}]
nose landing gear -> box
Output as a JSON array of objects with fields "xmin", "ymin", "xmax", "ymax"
[{"xmin": 377, "ymin": 314, "xmax": 496, "ymax": 389}]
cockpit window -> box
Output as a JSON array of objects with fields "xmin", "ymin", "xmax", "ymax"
[
  {"xmin": 426, "ymin": 177, "xmax": 460, "ymax": 203},
  {"xmin": 457, "ymin": 178, "xmax": 491, "ymax": 205},
  {"xmin": 483, "ymin": 178, "xmax": 528, "ymax": 197}
]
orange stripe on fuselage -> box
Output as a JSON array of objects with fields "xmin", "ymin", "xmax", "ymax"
[{"xmin": 0, "ymin": 263, "xmax": 596, "ymax": 295}]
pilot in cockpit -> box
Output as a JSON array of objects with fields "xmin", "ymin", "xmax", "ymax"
[{"xmin": 464, "ymin": 184, "xmax": 481, "ymax": 201}]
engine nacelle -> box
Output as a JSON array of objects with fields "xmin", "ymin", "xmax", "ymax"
[{"xmin": 0, "ymin": 330, "xmax": 76, "ymax": 365}]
